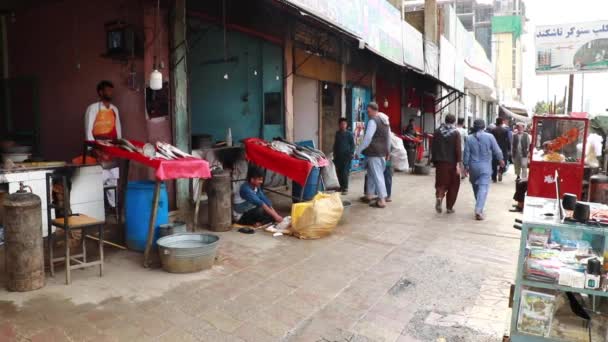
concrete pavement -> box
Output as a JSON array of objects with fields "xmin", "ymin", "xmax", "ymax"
[{"xmin": 0, "ymin": 170, "xmax": 521, "ymax": 342}]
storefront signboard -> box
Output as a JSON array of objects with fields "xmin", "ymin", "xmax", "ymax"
[{"xmin": 536, "ymin": 20, "xmax": 608, "ymax": 74}]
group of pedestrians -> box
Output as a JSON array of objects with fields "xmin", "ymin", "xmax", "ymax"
[
  {"xmin": 431, "ymin": 116, "xmax": 530, "ymax": 220},
  {"xmin": 332, "ymin": 101, "xmax": 532, "ymax": 219},
  {"xmin": 333, "ymin": 102, "xmax": 392, "ymax": 209}
]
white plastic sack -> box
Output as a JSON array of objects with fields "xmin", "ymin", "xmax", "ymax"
[
  {"xmin": 322, "ymin": 156, "xmax": 341, "ymax": 190},
  {"xmin": 390, "ymin": 133, "xmax": 409, "ymax": 171}
]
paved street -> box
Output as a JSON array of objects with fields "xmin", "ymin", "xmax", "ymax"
[{"xmin": 0, "ymin": 170, "xmax": 521, "ymax": 342}]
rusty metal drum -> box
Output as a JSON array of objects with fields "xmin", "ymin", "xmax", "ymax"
[
  {"xmin": 3, "ymin": 184, "xmax": 44, "ymax": 291},
  {"xmin": 207, "ymin": 171, "xmax": 232, "ymax": 232}
]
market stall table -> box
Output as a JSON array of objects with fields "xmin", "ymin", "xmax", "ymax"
[
  {"xmin": 84, "ymin": 140, "xmax": 211, "ymax": 268},
  {"xmin": 243, "ymin": 138, "xmax": 328, "ymax": 201},
  {"xmin": 511, "ymin": 196, "xmax": 608, "ymax": 341}
]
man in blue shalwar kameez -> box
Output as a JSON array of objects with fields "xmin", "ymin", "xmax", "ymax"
[{"xmin": 463, "ymin": 119, "xmax": 504, "ymax": 221}]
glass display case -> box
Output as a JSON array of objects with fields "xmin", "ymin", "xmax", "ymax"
[
  {"xmin": 511, "ymin": 197, "xmax": 608, "ymax": 341},
  {"xmin": 528, "ymin": 116, "xmax": 589, "ymax": 199}
]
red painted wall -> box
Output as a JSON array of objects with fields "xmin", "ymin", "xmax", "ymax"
[
  {"xmin": 7, "ymin": 0, "xmax": 171, "ymax": 165},
  {"xmin": 375, "ymin": 77, "xmax": 401, "ymax": 134}
]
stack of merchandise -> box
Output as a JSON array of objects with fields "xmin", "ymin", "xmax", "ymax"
[{"xmin": 524, "ymin": 227, "xmax": 601, "ymax": 287}]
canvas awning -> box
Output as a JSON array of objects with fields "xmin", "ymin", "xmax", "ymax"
[{"xmin": 499, "ymin": 105, "xmax": 531, "ymax": 123}]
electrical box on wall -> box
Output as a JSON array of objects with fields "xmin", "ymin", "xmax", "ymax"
[{"xmin": 103, "ymin": 21, "xmax": 143, "ymax": 60}]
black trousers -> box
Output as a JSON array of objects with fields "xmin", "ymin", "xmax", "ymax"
[
  {"xmin": 492, "ymin": 159, "xmax": 505, "ymax": 181},
  {"xmin": 514, "ymin": 179, "xmax": 528, "ymax": 203},
  {"xmin": 334, "ymin": 157, "xmax": 351, "ymax": 191},
  {"xmin": 238, "ymin": 207, "xmax": 273, "ymax": 226}
]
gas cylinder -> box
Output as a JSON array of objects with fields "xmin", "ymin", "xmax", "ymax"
[
  {"xmin": 3, "ymin": 182, "xmax": 44, "ymax": 291},
  {"xmin": 589, "ymin": 173, "xmax": 608, "ymax": 204}
]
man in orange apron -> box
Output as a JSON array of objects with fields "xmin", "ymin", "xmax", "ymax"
[
  {"xmin": 85, "ymin": 80, "xmax": 121, "ymax": 141},
  {"xmin": 84, "ymin": 80, "xmax": 122, "ymax": 208}
]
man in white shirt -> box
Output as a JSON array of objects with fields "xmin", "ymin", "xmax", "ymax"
[{"xmin": 84, "ymin": 80, "xmax": 121, "ymax": 207}]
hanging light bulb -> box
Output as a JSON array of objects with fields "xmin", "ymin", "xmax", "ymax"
[
  {"xmin": 150, "ymin": 69, "xmax": 162, "ymax": 90},
  {"xmin": 224, "ymin": 73, "xmax": 229, "ymax": 80},
  {"xmin": 324, "ymin": 83, "xmax": 328, "ymax": 90},
  {"xmin": 149, "ymin": 0, "xmax": 162, "ymax": 91}
]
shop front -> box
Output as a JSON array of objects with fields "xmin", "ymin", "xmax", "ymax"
[{"xmin": 188, "ymin": 15, "xmax": 284, "ymax": 144}]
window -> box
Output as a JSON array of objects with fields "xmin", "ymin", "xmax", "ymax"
[
  {"xmin": 475, "ymin": 7, "xmax": 493, "ymax": 23},
  {"xmin": 475, "ymin": 26, "xmax": 492, "ymax": 59},
  {"xmin": 512, "ymin": 47, "xmax": 517, "ymax": 89},
  {"xmin": 264, "ymin": 92, "xmax": 282, "ymax": 125}
]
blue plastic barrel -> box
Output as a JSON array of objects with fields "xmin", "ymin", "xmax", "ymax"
[
  {"xmin": 125, "ymin": 181, "xmax": 169, "ymax": 252},
  {"xmin": 292, "ymin": 167, "xmax": 323, "ymax": 202}
]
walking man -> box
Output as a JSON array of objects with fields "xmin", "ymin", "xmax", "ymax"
[
  {"xmin": 511, "ymin": 122, "xmax": 530, "ymax": 180},
  {"xmin": 457, "ymin": 117, "xmax": 468, "ymax": 179},
  {"xmin": 333, "ymin": 118, "xmax": 355, "ymax": 195},
  {"xmin": 356, "ymin": 102, "xmax": 391, "ymax": 208},
  {"xmin": 431, "ymin": 114, "xmax": 462, "ymax": 214},
  {"xmin": 490, "ymin": 117, "xmax": 511, "ymax": 182},
  {"xmin": 463, "ymin": 119, "xmax": 504, "ymax": 220}
]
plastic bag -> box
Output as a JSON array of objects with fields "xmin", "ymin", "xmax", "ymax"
[
  {"xmin": 322, "ymin": 156, "xmax": 340, "ymax": 190},
  {"xmin": 390, "ymin": 133, "xmax": 409, "ymax": 171},
  {"xmin": 291, "ymin": 192, "xmax": 343, "ymax": 239}
]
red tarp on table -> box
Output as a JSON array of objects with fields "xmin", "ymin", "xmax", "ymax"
[
  {"xmin": 89, "ymin": 140, "xmax": 211, "ymax": 181},
  {"xmin": 243, "ymin": 138, "xmax": 328, "ymax": 186}
]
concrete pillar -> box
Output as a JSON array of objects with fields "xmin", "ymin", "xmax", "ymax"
[
  {"xmin": 171, "ymin": 0, "xmax": 190, "ymax": 210},
  {"xmin": 424, "ymin": 0, "xmax": 438, "ymax": 44},
  {"xmin": 284, "ymin": 25, "xmax": 294, "ymax": 141}
]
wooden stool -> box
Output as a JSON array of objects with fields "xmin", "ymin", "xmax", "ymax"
[{"xmin": 46, "ymin": 173, "xmax": 105, "ymax": 284}]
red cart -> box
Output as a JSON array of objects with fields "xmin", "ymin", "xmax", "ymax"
[{"xmin": 527, "ymin": 116, "xmax": 589, "ymax": 199}]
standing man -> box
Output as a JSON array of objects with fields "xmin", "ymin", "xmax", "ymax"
[
  {"xmin": 356, "ymin": 102, "xmax": 390, "ymax": 209},
  {"xmin": 463, "ymin": 119, "xmax": 504, "ymax": 220},
  {"xmin": 490, "ymin": 117, "xmax": 510, "ymax": 182},
  {"xmin": 85, "ymin": 80, "xmax": 121, "ymax": 141},
  {"xmin": 431, "ymin": 114, "xmax": 462, "ymax": 214},
  {"xmin": 84, "ymin": 80, "xmax": 122, "ymax": 208},
  {"xmin": 333, "ymin": 118, "xmax": 355, "ymax": 195},
  {"xmin": 511, "ymin": 122, "xmax": 530, "ymax": 180}
]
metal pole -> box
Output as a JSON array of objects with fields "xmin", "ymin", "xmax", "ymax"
[
  {"xmin": 581, "ymin": 73, "xmax": 585, "ymax": 112},
  {"xmin": 567, "ymin": 74, "xmax": 574, "ymax": 114},
  {"xmin": 546, "ymin": 75, "xmax": 549, "ymax": 104},
  {"xmin": 143, "ymin": 181, "xmax": 162, "ymax": 268}
]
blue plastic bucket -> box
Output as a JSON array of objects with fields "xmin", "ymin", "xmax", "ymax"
[
  {"xmin": 292, "ymin": 167, "xmax": 323, "ymax": 202},
  {"xmin": 125, "ymin": 181, "xmax": 169, "ymax": 252}
]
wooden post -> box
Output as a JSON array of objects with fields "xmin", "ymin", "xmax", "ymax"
[
  {"xmin": 171, "ymin": 0, "xmax": 190, "ymax": 211},
  {"xmin": 193, "ymin": 179, "xmax": 204, "ymax": 231},
  {"xmin": 118, "ymin": 160, "xmax": 130, "ymax": 223},
  {"xmin": 143, "ymin": 181, "xmax": 162, "ymax": 268}
]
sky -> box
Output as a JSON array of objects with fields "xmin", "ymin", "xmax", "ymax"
[{"xmin": 522, "ymin": 0, "xmax": 608, "ymax": 113}]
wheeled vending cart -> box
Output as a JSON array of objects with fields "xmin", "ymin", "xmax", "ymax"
[{"xmin": 528, "ymin": 116, "xmax": 589, "ymax": 199}]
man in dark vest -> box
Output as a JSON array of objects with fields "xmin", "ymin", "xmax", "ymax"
[
  {"xmin": 356, "ymin": 102, "xmax": 391, "ymax": 208},
  {"xmin": 431, "ymin": 114, "xmax": 462, "ymax": 214},
  {"xmin": 490, "ymin": 117, "xmax": 511, "ymax": 182}
]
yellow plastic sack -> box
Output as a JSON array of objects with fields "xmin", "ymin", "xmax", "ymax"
[{"xmin": 291, "ymin": 192, "xmax": 344, "ymax": 239}]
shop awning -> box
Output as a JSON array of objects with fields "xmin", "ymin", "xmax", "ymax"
[{"xmin": 499, "ymin": 105, "xmax": 531, "ymax": 123}]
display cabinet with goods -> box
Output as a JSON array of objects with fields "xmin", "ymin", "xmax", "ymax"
[{"xmin": 511, "ymin": 197, "xmax": 608, "ymax": 341}]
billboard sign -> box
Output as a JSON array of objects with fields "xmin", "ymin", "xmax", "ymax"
[
  {"xmin": 536, "ymin": 21, "xmax": 608, "ymax": 74},
  {"xmin": 283, "ymin": 0, "xmax": 365, "ymax": 38},
  {"xmin": 364, "ymin": 0, "xmax": 404, "ymax": 65},
  {"xmin": 402, "ymin": 21, "xmax": 424, "ymax": 71}
]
